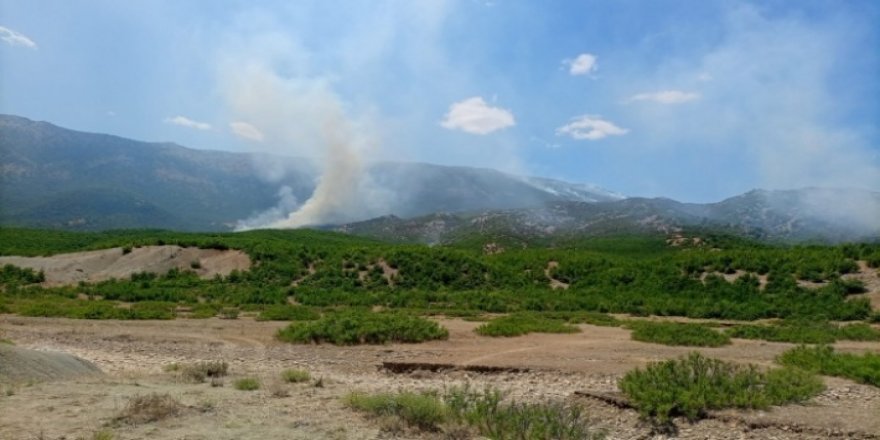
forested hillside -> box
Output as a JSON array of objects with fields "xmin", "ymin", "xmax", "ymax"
[{"xmin": 1, "ymin": 228, "xmax": 877, "ymax": 322}]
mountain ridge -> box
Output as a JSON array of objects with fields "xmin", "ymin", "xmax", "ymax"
[{"xmin": 0, "ymin": 114, "xmax": 620, "ymax": 230}]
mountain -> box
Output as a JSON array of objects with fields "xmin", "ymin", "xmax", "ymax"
[
  {"xmin": 0, "ymin": 114, "xmax": 620, "ymax": 231},
  {"xmin": 334, "ymin": 188, "xmax": 880, "ymax": 244}
]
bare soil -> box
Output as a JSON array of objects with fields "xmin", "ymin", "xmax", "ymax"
[
  {"xmin": 1, "ymin": 315, "xmax": 879, "ymax": 439},
  {"xmin": 0, "ymin": 246, "xmax": 251, "ymax": 286}
]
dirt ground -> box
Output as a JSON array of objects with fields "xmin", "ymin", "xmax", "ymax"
[
  {"xmin": 1, "ymin": 315, "xmax": 879, "ymax": 440},
  {"xmin": 0, "ymin": 246, "xmax": 251, "ymax": 286}
]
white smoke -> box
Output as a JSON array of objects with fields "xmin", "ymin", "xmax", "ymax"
[
  {"xmin": 235, "ymin": 186, "xmax": 299, "ymax": 230},
  {"xmin": 223, "ymin": 62, "xmax": 389, "ymax": 230}
]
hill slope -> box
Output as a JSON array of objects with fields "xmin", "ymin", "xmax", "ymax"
[{"xmin": 334, "ymin": 188, "xmax": 880, "ymax": 244}]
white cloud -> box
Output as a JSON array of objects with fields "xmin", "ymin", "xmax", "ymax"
[
  {"xmin": 229, "ymin": 121, "xmax": 265, "ymax": 141},
  {"xmin": 627, "ymin": 90, "xmax": 701, "ymax": 104},
  {"xmin": 164, "ymin": 115, "xmax": 211, "ymax": 130},
  {"xmin": 0, "ymin": 26, "xmax": 37, "ymax": 49},
  {"xmin": 566, "ymin": 53, "xmax": 597, "ymax": 75},
  {"xmin": 440, "ymin": 96, "xmax": 515, "ymax": 135},
  {"xmin": 556, "ymin": 115, "xmax": 628, "ymax": 141}
]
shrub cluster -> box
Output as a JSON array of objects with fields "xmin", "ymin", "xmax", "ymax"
[
  {"xmin": 626, "ymin": 321, "xmax": 731, "ymax": 347},
  {"xmin": 16, "ymin": 298, "xmax": 175, "ymax": 320},
  {"xmin": 727, "ymin": 321, "xmax": 880, "ymax": 344},
  {"xmin": 475, "ymin": 313, "xmax": 580, "ymax": 337},
  {"xmin": 618, "ymin": 352, "xmax": 824, "ymax": 425},
  {"xmin": 277, "ymin": 310, "xmax": 449, "ymax": 345},
  {"xmin": 778, "ymin": 345, "xmax": 880, "ymax": 387}
]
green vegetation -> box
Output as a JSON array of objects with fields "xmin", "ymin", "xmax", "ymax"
[
  {"xmin": 345, "ymin": 386, "xmax": 603, "ymax": 439},
  {"xmin": 475, "ymin": 313, "xmax": 580, "ymax": 337},
  {"xmin": 234, "ymin": 377, "xmax": 260, "ymax": 391},
  {"xmin": 778, "ymin": 345, "xmax": 880, "ymax": 387},
  {"xmin": 280, "ymin": 368, "xmax": 311, "ymax": 383},
  {"xmin": 619, "ymin": 352, "xmax": 824, "ymax": 426},
  {"xmin": 256, "ymin": 305, "xmax": 320, "ymax": 321},
  {"xmin": 1, "ymin": 228, "xmax": 877, "ymax": 328},
  {"xmin": 727, "ymin": 321, "xmax": 880, "ymax": 344},
  {"xmin": 626, "ymin": 321, "xmax": 731, "ymax": 347},
  {"xmin": 0, "ymin": 264, "xmax": 44, "ymax": 286},
  {"xmin": 14, "ymin": 298, "xmax": 175, "ymax": 320},
  {"xmin": 277, "ymin": 309, "xmax": 449, "ymax": 345}
]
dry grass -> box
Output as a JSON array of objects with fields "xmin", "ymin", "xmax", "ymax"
[
  {"xmin": 115, "ymin": 393, "xmax": 183, "ymax": 425},
  {"xmin": 179, "ymin": 361, "xmax": 228, "ymax": 383}
]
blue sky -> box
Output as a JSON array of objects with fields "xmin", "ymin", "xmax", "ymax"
[{"xmin": 1, "ymin": 0, "xmax": 878, "ymax": 202}]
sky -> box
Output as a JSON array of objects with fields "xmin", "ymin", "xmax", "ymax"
[{"xmin": 1, "ymin": 0, "xmax": 879, "ymax": 203}]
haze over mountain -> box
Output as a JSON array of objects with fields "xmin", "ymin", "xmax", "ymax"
[
  {"xmin": 334, "ymin": 188, "xmax": 880, "ymax": 245},
  {"xmin": 0, "ymin": 115, "xmax": 621, "ymax": 231},
  {"xmin": 1, "ymin": 115, "xmax": 878, "ymax": 243}
]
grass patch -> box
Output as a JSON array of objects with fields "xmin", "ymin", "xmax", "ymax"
[
  {"xmin": 727, "ymin": 320, "xmax": 880, "ymax": 344},
  {"xmin": 778, "ymin": 345, "xmax": 880, "ymax": 387},
  {"xmin": 115, "ymin": 393, "xmax": 182, "ymax": 425},
  {"xmin": 281, "ymin": 368, "xmax": 311, "ymax": 383},
  {"xmin": 256, "ymin": 305, "xmax": 319, "ymax": 321},
  {"xmin": 234, "ymin": 377, "xmax": 260, "ymax": 391},
  {"xmin": 90, "ymin": 429, "xmax": 115, "ymax": 440},
  {"xmin": 619, "ymin": 352, "xmax": 824, "ymax": 426},
  {"xmin": 475, "ymin": 313, "xmax": 580, "ymax": 337},
  {"xmin": 626, "ymin": 321, "xmax": 730, "ymax": 347},
  {"xmin": 345, "ymin": 391, "xmax": 448, "ymax": 431},
  {"xmin": 444, "ymin": 385, "xmax": 603, "ymax": 440},
  {"xmin": 344, "ymin": 386, "xmax": 604, "ymax": 439},
  {"xmin": 277, "ymin": 310, "xmax": 448, "ymax": 345}
]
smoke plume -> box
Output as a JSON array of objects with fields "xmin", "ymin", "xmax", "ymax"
[{"xmin": 221, "ymin": 57, "xmax": 391, "ymax": 230}]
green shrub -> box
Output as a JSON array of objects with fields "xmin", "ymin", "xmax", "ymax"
[
  {"xmin": 870, "ymin": 313, "xmax": 880, "ymax": 324},
  {"xmin": 281, "ymin": 368, "xmax": 310, "ymax": 383},
  {"xmin": 256, "ymin": 305, "xmax": 320, "ymax": 321},
  {"xmin": 778, "ymin": 345, "xmax": 880, "ymax": 387},
  {"xmin": 277, "ymin": 310, "xmax": 448, "ymax": 345},
  {"xmin": 626, "ymin": 321, "xmax": 730, "ymax": 347},
  {"xmin": 475, "ymin": 313, "xmax": 580, "ymax": 337},
  {"xmin": 234, "ymin": 377, "xmax": 260, "ymax": 391},
  {"xmin": 345, "ymin": 391, "xmax": 447, "ymax": 430},
  {"xmin": 619, "ymin": 352, "xmax": 824, "ymax": 425}
]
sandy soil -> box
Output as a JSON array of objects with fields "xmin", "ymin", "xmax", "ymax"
[
  {"xmin": 1, "ymin": 316, "xmax": 879, "ymax": 439},
  {"xmin": 0, "ymin": 246, "xmax": 251, "ymax": 286}
]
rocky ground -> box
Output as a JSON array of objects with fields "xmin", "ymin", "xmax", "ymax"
[{"xmin": 1, "ymin": 315, "xmax": 879, "ymax": 439}]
